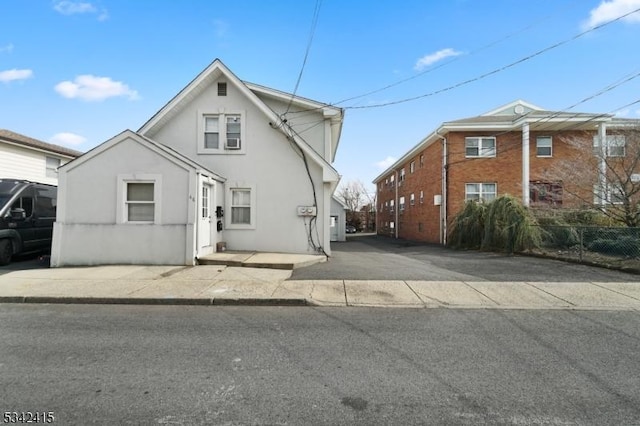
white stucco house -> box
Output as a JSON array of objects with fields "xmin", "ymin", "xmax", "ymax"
[
  {"xmin": 0, "ymin": 129, "xmax": 82, "ymax": 185},
  {"xmin": 51, "ymin": 59, "xmax": 344, "ymax": 266},
  {"xmin": 330, "ymin": 195, "xmax": 348, "ymax": 242}
]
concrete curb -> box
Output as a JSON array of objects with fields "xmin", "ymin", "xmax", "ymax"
[{"xmin": 0, "ymin": 296, "xmax": 309, "ymax": 306}]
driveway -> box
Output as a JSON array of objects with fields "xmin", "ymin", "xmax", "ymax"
[{"xmin": 290, "ymin": 234, "xmax": 640, "ymax": 282}]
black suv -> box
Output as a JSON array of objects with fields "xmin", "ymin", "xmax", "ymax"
[{"xmin": 0, "ymin": 179, "xmax": 57, "ymax": 265}]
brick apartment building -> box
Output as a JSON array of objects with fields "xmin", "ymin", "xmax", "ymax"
[{"xmin": 373, "ymin": 100, "xmax": 640, "ymax": 244}]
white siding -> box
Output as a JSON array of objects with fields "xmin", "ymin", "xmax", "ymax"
[{"xmin": 0, "ymin": 142, "xmax": 69, "ymax": 185}]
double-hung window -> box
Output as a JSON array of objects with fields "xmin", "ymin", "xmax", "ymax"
[
  {"xmin": 126, "ymin": 182, "xmax": 155, "ymax": 222},
  {"xmin": 46, "ymin": 157, "xmax": 60, "ymax": 178},
  {"xmin": 536, "ymin": 136, "xmax": 552, "ymax": 157},
  {"xmin": 231, "ymin": 189, "xmax": 251, "ymax": 225},
  {"xmin": 399, "ymin": 196, "xmax": 405, "ymax": 212},
  {"xmin": 465, "ymin": 137, "xmax": 496, "ymax": 158},
  {"xmin": 594, "ymin": 134, "xmax": 626, "ymax": 157},
  {"xmin": 200, "ymin": 111, "xmax": 245, "ymax": 154},
  {"xmin": 410, "ymin": 193, "xmax": 415, "ymax": 205},
  {"xmin": 465, "ymin": 183, "xmax": 497, "ymax": 202}
]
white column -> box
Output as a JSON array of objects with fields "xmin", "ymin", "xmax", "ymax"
[
  {"xmin": 522, "ymin": 122, "xmax": 530, "ymax": 206},
  {"xmin": 598, "ymin": 123, "xmax": 607, "ymax": 206}
]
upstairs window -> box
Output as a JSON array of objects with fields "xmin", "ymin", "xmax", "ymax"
[
  {"xmin": 46, "ymin": 157, "xmax": 60, "ymax": 178},
  {"xmin": 420, "ymin": 154, "xmax": 424, "ymax": 167},
  {"xmin": 399, "ymin": 196, "xmax": 405, "ymax": 212},
  {"xmin": 465, "ymin": 137, "xmax": 496, "ymax": 158},
  {"xmin": 199, "ymin": 111, "xmax": 245, "ymax": 154},
  {"xmin": 594, "ymin": 134, "xmax": 626, "ymax": 157},
  {"xmin": 419, "ymin": 190, "xmax": 424, "ymax": 204},
  {"xmin": 536, "ymin": 136, "xmax": 552, "ymax": 157},
  {"xmin": 410, "ymin": 193, "xmax": 415, "ymax": 205},
  {"xmin": 410, "ymin": 161, "xmax": 415, "ymax": 173},
  {"xmin": 217, "ymin": 82, "xmax": 227, "ymax": 96}
]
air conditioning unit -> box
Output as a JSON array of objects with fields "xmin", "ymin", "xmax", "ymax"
[{"xmin": 225, "ymin": 138, "xmax": 241, "ymax": 150}]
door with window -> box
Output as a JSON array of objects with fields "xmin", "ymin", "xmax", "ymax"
[{"xmin": 198, "ymin": 182, "xmax": 213, "ymax": 256}]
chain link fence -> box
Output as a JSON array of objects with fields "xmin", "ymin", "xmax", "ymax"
[{"xmin": 531, "ymin": 225, "xmax": 640, "ymax": 270}]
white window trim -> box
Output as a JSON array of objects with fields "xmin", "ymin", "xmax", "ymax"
[
  {"xmin": 465, "ymin": 182, "xmax": 497, "ymax": 202},
  {"xmin": 198, "ymin": 109, "xmax": 246, "ymax": 155},
  {"xmin": 536, "ymin": 136, "xmax": 553, "ymax": 157},
  {"xmin": 465, "ymin": 137, "xmax": 496, "ymax": 158},
  {"xmin": 225, "ymin": 183, "xmax": 256, "ymax": 230},
  {"xmin": 117, "ymin": 174, "xmax": 162, "ymax": 224},
  {"xmin": 593, "ymin": 134, "xmax": 626, "ymax": 157}
]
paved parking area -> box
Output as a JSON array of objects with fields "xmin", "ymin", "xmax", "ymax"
[{"xmin": 290, "ymin": 234, "xmax": 640, "ymax": 282}]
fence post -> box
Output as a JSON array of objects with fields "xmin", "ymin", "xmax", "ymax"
[{"xmin": 579, "ymin": 227, "xmax": 584, "ymax": 263}]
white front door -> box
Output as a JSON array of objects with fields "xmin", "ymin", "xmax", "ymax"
[
  {"xmin": 199, "ymin": 183, "xmax": 213, "ymax": 256},
  {"xmin": 330, "ymin": 215, "xmax": 338, "ymax": 241}
]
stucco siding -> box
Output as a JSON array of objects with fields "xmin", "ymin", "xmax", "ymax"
[
  {"xmin": 61, "ymin": 137, "xmax": 191, "ymax": 225},
  {"xmin": 0, "ymin": 142, "xmax": 69, "ymax": 185},
  {"xmin": 52, "ymin": 223, "xmax": 190, "ymax": 266}
]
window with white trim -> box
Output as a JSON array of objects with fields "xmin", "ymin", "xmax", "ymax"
[
  {"xmin": 419, "ymin": 190, "xmax": 424, "ymax": 204},
  {"xmin": 46, "ymin": 157, "xmax": 60, "ymax": 178},
  {"xmin": 419, "ymin": 154, "xmax": 424, "ymax": 167},
  {"xmin": 126, "ymin": 182, "xmax": 155, "ymax": 222},
  {"xmin": 465, "ymin": 137, "xmax": 496, "ymax": 158},
  {"xmin": 231, "ymin": 189, "xmax": 251, "ymax": 224},
  {"xmin": 199, "ymin": 111, "xmax": 245, "ymax": 154},
  {"xmin": 410, "ymin": 161, "xmax": 415, "ymax": 173},
  {"xmin": 536, "ymin": 136, "xmax": 552, "ymax": 157},
  {"xmin": 390, "ymin": 199, "xmax": 395, "ymax": 212},
  {"xmin": 465, "ymin": 183, "xmax": 497, "ymax": 202},
  {"xmin": 399, "ymin": 196, "xmax": 405, "ymax": 212},
  {"xmin": 594, "ymin": 183, "xmax": 625, "ymax": 205},
  {"xmin": 399, "ymin": 168, "xmax": 405, "ymax": 181},
  {"xmin": 410, "ymin": 193, "xmax": 415, "ymax": 205},
  {"xmin": 593, "ymin": 134, "xmax": 626, "ymax": 157}
]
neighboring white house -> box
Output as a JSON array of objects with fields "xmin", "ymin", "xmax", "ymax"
[
  {"xmin": 0, "ymin": 129, "xmax": 82, "ymax": 185},
  {"xmin": 330, "ymin": 195, "xmax": 348, "ymax": 242},
  {"xmin": 51, "ymin": 59, "xmax": 344, "ymax": 266}
]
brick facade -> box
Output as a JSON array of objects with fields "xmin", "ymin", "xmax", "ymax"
[{"xmin": 374, "ymin": 101, "xmax": 640, "ymax": 244}]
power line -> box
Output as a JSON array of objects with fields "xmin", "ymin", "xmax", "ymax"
[
  {"xmin": 284, "ymin": 0, "xmax": 323, "ymax": 115},
  {"xmin": 346, "ymin": 6, "xmax": 640, "ymax": 110}
]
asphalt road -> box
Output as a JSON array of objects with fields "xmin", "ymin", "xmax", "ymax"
[
  {"xmin": 291, "ymin": 234, "xmax": 639, "ymax": 281},
  {"xmin": 2, "ymin": 304, "xmax": 640, "ymax": 425}
]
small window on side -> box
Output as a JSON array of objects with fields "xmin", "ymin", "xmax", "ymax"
[{"xmin": 218, "ymin": 82, "xmax": 227, "ymax": 96}]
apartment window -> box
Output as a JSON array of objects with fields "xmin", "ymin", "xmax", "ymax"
[
  {"xmin": 126, "ymin": 182, "xmax": 155, "ymax": 222},
  {"xmin": 410, "ymin": 161, "xmax": 415, "ymax": 173},
  {"xmin": 419, "ymin": 190, "xmax": 424, "ymax": 204},
  {"xmin": 594, "ymin": 183, "xmax": 625, "ymax": 205},
  {"xmin": 399, "ymin": 196, "xmax": 405, "ymax": 212},
  {"xmin": 465, "ymin": 183, "xmax": 497, "ymax": 202},
  {"xmin": 420, "ymin": 154, "xmax": 424, "ymax": 167},
  {"xmin": 390, "ymin": 221, "xmax": 395, "ymax": 229},
  {"xmin": 384, "ymin": 201, "xmax": 388, "ymax": 210},
  {"xmin": 594, "ymin": 134, "xmax": 626, "ymax": 157},
  {"xmin": 390, "ymin": 174, "xmax": 395, "ymax": 187},
  {"xmin": 231, "ymin": 189, "xmax": 251, "ymax": 224},
  {"xmin": 536, "ymin": 136, "xmax": 552, "ymax": 157},
  {"xmin": 217, "ymin": 82, "xmax": 227, "ymax": 96},
  {"xmin": 199, "ymin": 111, "xmax": 245, "ymax": 154},
  {"xmin": 410, "ymin": 193, "xmax": 415, "ymax": 206},
  {"xmin": 465, "ymin": 137, "xmax": 496, "ymax": 158},
  {"xmin": 390, "ymin": 200, "xmax": 395, "ymax": 212},
  {"xmin": 46, "ymin": 157, "xmax": 60, "ymax": 178},
  {"xmin": 530, "ymin": 181, "xmax": 562, "ymax": 206}
]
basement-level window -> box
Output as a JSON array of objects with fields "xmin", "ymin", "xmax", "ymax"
[{"xmin": 465, "ymin": 183, "xmax": 496, "ymax": 202}]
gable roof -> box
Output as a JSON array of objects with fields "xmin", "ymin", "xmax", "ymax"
[
  {"xmin": 0, "ymin": 129, "xmax": 83, "ymax": 158},
  {"xmin": 61, "ymin": 129, "xmax": 225, "ymax": 182},
  {"xmin": 138, "ymin": 58, "xmax": 340, "ymax": 183},
  {"xmin": 372, "ymin": 99, "xmax": 620, "ymax": 183}
]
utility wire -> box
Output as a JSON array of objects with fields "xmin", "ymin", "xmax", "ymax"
[
  {"xmin": 346, "ymin": 6, "xmax": 640, "ymax": 110},
  {"xmin": 284, "ymin": 0, "xmax": 322, "ymax": 115}
]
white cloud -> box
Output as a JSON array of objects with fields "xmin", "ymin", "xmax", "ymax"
[
  {"xmin": 583, "ymin": 0, "xmax": 640, "ymax": 29},
  {"xmin": 53, "ymin": 1, "xmax": 109, "ymax": 20},
  {"xmin": 0, "ymin": 69, "xmax": 33, "ymax": 83},
  {"xmin": 0, "ymin": 43, "xmax": 14, "ymax": 53},
  {"xmin": 50, "ymin": 132, "xmax": 87, "ymax": 146},
  {"xmin": 375, "ymin": 156, "xmax": 397, "ymax": 170},
  {"xmin": 54, "ymin": 75, "xmax": 139, "ymax": 101},
  {"xmin": 414, "ymin": 48, "xmax": 463, "ymax": 71}
]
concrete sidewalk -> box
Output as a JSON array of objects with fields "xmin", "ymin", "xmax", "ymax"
[{"xmin": 1, "ymin": 264, "xmax": 640, "ymax": 310}]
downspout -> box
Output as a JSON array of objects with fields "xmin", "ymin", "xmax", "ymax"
[
  {"xmin": 522, "ymin": 122, "xmax": 530, "ymax": 206},
  {"xmin": 395, "ymin": 169, "xmax": 399, "ymax": 239},
  {"xmin": 598, "ymin": 122, "xmax": 607, "ymax": 208},
  {"xmin": 436, "ymin": 129, "xmax": 447, "ymax": 245}
]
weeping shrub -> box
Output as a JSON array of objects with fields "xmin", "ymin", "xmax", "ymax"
[
  {"xmin": 481, "ymin": 195, "xmax": 542, "ymax": 253},
  {"xmin": 448, "ymin": 200, "xmax": 487, "ymax": 249},
  {"xmin": 449, "ymin": 195, "xmax": 542, "ymax": 253}
]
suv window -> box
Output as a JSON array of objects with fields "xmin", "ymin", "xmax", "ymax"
[
  {"xmin": 10, "ymin": 188, "xmax": 34, "ymax": 217},
  {"xmin": 35, "ymin": 186, "xmax": 57, "ymax": 218}
]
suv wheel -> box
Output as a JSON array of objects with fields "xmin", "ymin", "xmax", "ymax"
[{"xmin": 0, "ymin": 239, "xmax": 12, "ymax": 266}]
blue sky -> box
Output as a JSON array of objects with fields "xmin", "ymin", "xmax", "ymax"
[{"xmin": 2, "ymin": 1, "xmax": 640, "ymax": 194}]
